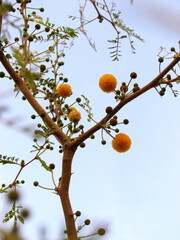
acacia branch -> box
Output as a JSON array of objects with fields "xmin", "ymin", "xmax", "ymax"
[
  {"xmin": 70, "ymin": 56, "xmax": 180, "ymax": 148},
  {"xmin": 0, "ymin": 50, "xmax": 69, "ymax": 145}
]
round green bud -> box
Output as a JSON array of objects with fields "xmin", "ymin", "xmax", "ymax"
[
  {"xmin": 21, "ymin": 180, "xmax": 25, "ymax": 184},
  {"xmin": 106, "ymin": 106, "xmax": 113, "ymax": 114},
  {"xmin": 0, "ymin": 72, "xmax": 5, "ymax": 78},
  {"xmin": 159, "ymin": 91, "xmax": 165, "ymax": 96},
  {"xmin": 2, "ymin": 184, "xmax": 6, "ymax": 188},
  {"xmin": 84, "ymin": 219, "xmax": 91, "ymax": 225},
  {"xmin": 64, "ymin": 78, "xmax": 68, "ymax": 82},
  {"xmin": 28, "ymin": 36, "xmax": 34, "ymax": 42},
  {"xmin": 45, "ymin": 27, "xmax": 50, "ymax": 32},
  {"xmin": 31, "ymin": 114, "xmax": 36, "ymax": 119},
  {"xmin": 49, "ymin": 163, "xmax": 55, "ymax": 170},
  {"xmin": 116, "ymin": 90, "xmax": 120, "ymax": 95},
  {"xmin": 7, "ymin": 190, "xmax": 20, "ymax": 202},
  {"xmin": 120, "ymin": 85, "xmax": 128, "ymax": 93},
  {"xmin": 123, "ymin": 119, "xmax": 129, "ymax": 125},
  {"xmin": 132, "ymin": 86, "xmax": 140, "ymax": 92},
  {"xmin": 79, "ymin": 125, "xmax": 84, "ymax": 129},
  {"xmin": 90, "ymin": 134, "xmax": 95, "ymax": 139},
  {"xmin": 98, "ymin": 228, "xmax": 106, "ymax": 236},
  {"xmin": 167, "ymin": 74, "xmax": 171, "ymax": 80},
  {"xmin": 80, "ymin": 142, "xmax": 86, "ymax": 148},
  {"xmin": 76, "ymin": 97, "xmax": 81, "ymax": 103},
  {"xmin": 40, "ymin": 64, "xmax": 46, "ymax": 72},
  {"xmin": 101, "ymin": 140, "xmax": 106, "ymax": 145},
  {"xmin": 170, "ymin": 47, "xmax": 175, "ymax": 52},
  {"xmin": 158, "ymin": 57, "xmax": 164, "ymax": 63},
  {"xmin": 130, "ymin": 72, "xmax": 137, "ymax": 79},
  {"xmin": 14, "ymin": 37, "xmax": 19, "ymax": 42},
  {"xmin": 115, "ymin": 128, "xmax": 119, "ymax": 133},
  {"xmin": 40, "ymin": 112, "xmax": 46, "ymax": 118},
  {"xmin": 110, "ymin": 118, "xmax": 118, "ymax": 126},
  {"xmin": 58, "ymin": 62, "xmax": 64, "ymax": 66},
  {"xmin": 33, "ymin": 181, "xmax": 39, "ymax": 187},
  {"xmin": 21, "ymin": 209, "xmax": 30, "ymax": 218},
  {"xmin": 22, "ymin": 96, "xmax": 26, "ymax": 100},
  {"xmin": 40, "ymin": 8, "xmax": 44, "ymax": 12},
  {"xmin": 75, "ymin": 211, "xmax": 81, "ymax": 217},
  {"xmin": 35, "ymin": 24, "xmax": 41, "ymax": 30}
]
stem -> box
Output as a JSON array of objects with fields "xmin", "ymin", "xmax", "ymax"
[{"xmin": 57, "ymin": 147, "xmax": 78, "ymax": 240}]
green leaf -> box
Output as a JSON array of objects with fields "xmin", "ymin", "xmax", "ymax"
[
  {"xmin": 17, "ymin": 215, "xmax": 24, "ymax": 224},
  {"xmin": 0, "ymin": 160, "xmax": 19, "ymax": 165},
  {"xmin": 37, "ymin": 158, "xmax": 51, "ymax": 172}
]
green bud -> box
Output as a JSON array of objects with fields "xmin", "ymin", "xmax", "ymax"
[
  {"xmin": 130, "ymin": 72, "xmax": 137, "ymax": 79},
  {"xmin": 33, "ymin": 181, "xmax": 39, "ymax": 187},
  {"xmin": 98, "ymin": 228, "xmax": 106, "ymax": 236},
  {"xmin": 75, "ymin": 211, "xmax": 81, "ymax": 217},
  {"xmin": 106, "ymin": 106, "xmax": 112, "ymax": 114},
  {"xmin": 84, "ymin": 219, "xmax": 91, "ymax": 225}
]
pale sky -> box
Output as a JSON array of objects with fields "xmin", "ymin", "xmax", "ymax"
[{"xmin": 0, "ymin": 1, "xmax": 180, "ymax": 240}]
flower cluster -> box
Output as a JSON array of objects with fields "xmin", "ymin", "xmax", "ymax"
[
  {"xmin": 112, "ymin": 133, "xmax": 131, "ymax": 153},
  {"xmin": 68, "ymin": 107, "xmax": 81, "ymax": 123},
  {"xmin": 99, "ymin": 74, "xmax": 117, "ymax": 93},
  {"xmin": 57, "ymin": 83, "xmax": 72, "ymax": 98}
]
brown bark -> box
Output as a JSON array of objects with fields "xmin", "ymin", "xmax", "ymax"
[{"xmin": 57, "ymin": 147, "xmax": 78, "ymax": 240}]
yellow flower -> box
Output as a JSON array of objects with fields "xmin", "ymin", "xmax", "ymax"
[
  {"xmin": 57, "ymin": 84, "xmax": 72, "ymax": 98},
  {"xmin": 68, "ymin": 108, "xmax": 81, "ymax": 123},
  {"xmin": 99, "ymin": 74, "xmax": 117, "ymax": 93},
  {"xmin": 112, "ymin": 133, "xmax": 131, "ymax": 153}
]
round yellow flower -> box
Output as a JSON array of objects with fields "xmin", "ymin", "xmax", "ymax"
[
  {"xmin": 112, "ymin": 133, "xmax": 131, "ymax": 153},
  {"xmin": 99, "ymin": 74, "xmax": 117, "ymax": 93},
  {"xmin": 57, "ymin": 84, "xmax": 72, "ymax": 98},
  {"xmin": 68, "ymin": 109, "xmax": 81, "ymax": 123}
]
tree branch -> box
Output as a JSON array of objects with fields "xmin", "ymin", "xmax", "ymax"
[
  {"xmin": 58, "ymin": 148, "xmax": 78, "ymax": 240},
  {"xmin": 0, "ymin": 50, "xmax": 69, "ymax": 145},
  {"xmin": 70, "ymin": 56, "xmax": 180, "ymax": 148}
]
